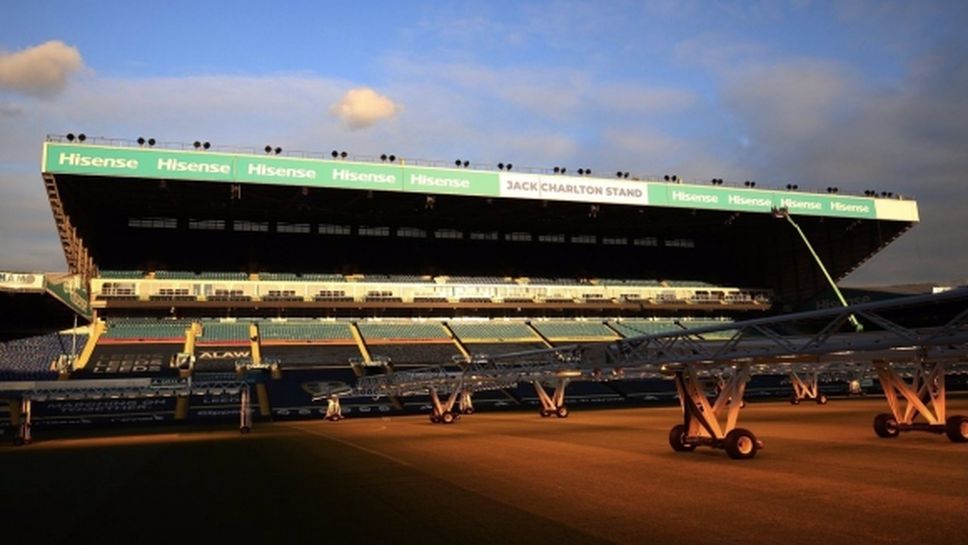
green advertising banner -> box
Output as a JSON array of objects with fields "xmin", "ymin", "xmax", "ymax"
[
  {"xmin": 647, "ymin": 183, "xmax": 877, "ymax": 219},
  {"xmin": 43, "ymin": 143, "xmax": 906, "ymax": 221},
  {"xmin": 43, "ymin": 143, "xmax": 500, "ymax": 197}
]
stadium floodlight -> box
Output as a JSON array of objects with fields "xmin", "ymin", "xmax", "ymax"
[
  {"xmin": 772, "ymin": 207, "xmax": 863, "ymax": 333},
  {"xmin": 66, "ymin": 133, "xmax": 75, "ymax": 142}
]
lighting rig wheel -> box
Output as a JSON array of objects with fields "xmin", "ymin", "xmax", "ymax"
[
  {"xmin": 555, "ymin": 406, "xmax": 569, "ymax": 418},
  {"xmin": 740, "ymin": 400, "xmax": 747, "ymax": 408},
  {"xmin": 817, "ymin": 395, "xmax": 829, "ymax": 405},
  {"xmin": 944, "ymin": 415, "xmax": 968, "ymax": 443},
  {"xmin": 873, "ymin": 413, "xmax": 900, "ymax": 438},
  {"xmin": 463, "ymin": 407, "xmax": 475, "ymax": 415},
  {"xmin": 442, "ymin": 412, "xmax": 456, "ymax": 424},
  {"xmin": 668, "ymin": 424, "xmax": 696, "ymax": 452},
  {"xmin": 724, "ymin": 428, "xmax": 759, "ymax": 460},
  {"xmin": 430, "ymin": 414, "xmax": 441, "ymax": 424},
  {"xmin": 790, "ymin": 396, "xmax": 800, "ymax": 405},
  {"xmin": 240, "ymin": 426, "xmax": 251, "ymax": 434},
  {"xmin": 539, "ymin": 409, "xmax": 552, "ymax": 418}
]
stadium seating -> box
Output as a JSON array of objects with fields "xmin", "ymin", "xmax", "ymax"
[
  {"xmin": 262, "ymin": 345, "xmax": 363, "ymax": 366},
  {"xmin": 357, "ymin": 322, "xmax": 449, "ymax": 340},
  {"xmin": 0, "ymin": 333, "xmax": 85, "ymax": 380},
  {"xmin": 368, "ymin": 344, "xmax": 461, "ymax": 365},
  {"xmin": 259, "ymin": 321, "xmax": 354, "ymax": 342},
  {"xmin": 447, "ymin": 321, "xmax": 539, "ymax": 341},
  {"xmin": 198, "ymin": 321, "xmax": 251, "ymax": 343},
  {"xmin": 530, "ymin": 321, "xmax": 618, "ymax": 340},
  {"xmin": 98, "ymin": 270, "xmax": 145, "ymax": 279},
  {"xmin": 153, "ymin": 270, "xmax": 248, "ymax": 281},
  {"xmin": 101, "ymin": 319, "xmax": 189, "ymax": 340}
]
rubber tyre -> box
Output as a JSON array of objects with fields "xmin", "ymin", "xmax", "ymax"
[
  {"xmin": 817, "ymin": 395, "xmax": 829, "ymax": 405},
  {"xmin": 240, "ymin": 426, "xmax": 251, "ymax": 434},
  {"xmin": 430, "ymin": 414, "xmax": 441, "ymax": 424},
  {"xmin": 556, "ymin": 406, "xmax": 569, "ymax": 418},
  {"xmin": 790, "ymin": 396, "xmax": 800, "ymax": 405},
  {"xmin": 873, "ymin": 413, "xmax": 900, "ymax": 438},
  {"xmin": 540, "ymin": 409, "xmax": 552, "ymax": 418},
  {"xmin": 463, "ymin": 407, "xmax": 475, "ymax": 415},
  {"xmin": 442, "ymin": 412, "xmax": 455, "ymax": 424},
  {"xmin": 945, "ymin": 415, "xmax": 968, "ymax": 443},
  {"xmin": 724, "ymin": 428, "xmax": 759, "ymax": 460},
  {"xmin": 668, "ymin": 424, "xmax": 696, "ymax": 452}
]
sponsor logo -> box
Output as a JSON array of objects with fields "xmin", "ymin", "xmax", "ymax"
[
  {"xmin": 331, "ymin": 168, "xmax": 396, "ymax": 184},
  {"xmin": 156, "ymin": 157, "xmax": 231, "ymax": 175},
  {"xmin": 58, "ymin": 152, "xmax": 138, "ymax": 170},
  {"xmin": 197, "ymin": 350, "xmax": 251, "ymax": 360},
  {"xmin": 247, "ymin": 163, "xmax": 317, "ymax": 179}
]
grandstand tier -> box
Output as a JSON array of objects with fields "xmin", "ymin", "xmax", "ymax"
[{"xmin": 42, "ymin": 138, "xmax": 917, "ymax": 305}]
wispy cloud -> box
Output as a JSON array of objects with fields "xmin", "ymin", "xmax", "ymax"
[{"xmin": 0, "ymin": 41, "xmax": 84, "ymax": 97}]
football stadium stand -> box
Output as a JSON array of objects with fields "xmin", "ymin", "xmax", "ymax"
[{"xmin": 0, "ymin": 135, "xmax": 935, "ymax": 432}]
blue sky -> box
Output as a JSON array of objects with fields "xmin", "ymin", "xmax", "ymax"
[{"xmin": 2, "ymin": 1, "xmax": 967, "ymax": 285}]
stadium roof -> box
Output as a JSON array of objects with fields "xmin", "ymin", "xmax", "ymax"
[{"xmin": 39, "ymin": 137, "xmax": 920, "ymax": 305}]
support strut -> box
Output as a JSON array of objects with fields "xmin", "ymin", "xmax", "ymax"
[
  {"xmin": 789, "ymin": 370, "xmax": 828, "ymax": 405},
  {"xmin": 533, "ymin": 379, "xmax": 569, "ymax": 418},
  {"xmin": 669, "ymin": 363, "xmax": 762, "ymax": 459},
  {"xmin": 239, "ymin": 384, "xmax": 252, "ymax": 434},
  {"xmin": 14, "ymin": 397, "xmax": 32, "ymax": 446},
  {"xmin": 325, "ymin": 396, "xmax": 344, "ymax": 421},
  {"xmin": 458, "ymin": 389, "xmax": 475, "ymax": 415},
  {"xmin": 428, "ymin": 387, "xmax": 462, "ymax": 424},
  {"xmin": 873, "ymin": 361, "xmax": 968, "ymax": 442}
]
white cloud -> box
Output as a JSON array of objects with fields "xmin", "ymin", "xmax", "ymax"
[
  {"xmin": 330, "ymin": 87, "xmax": 402, "ymax": 130},
  {"xmin": 0, "ymin": 41, "xmax": 84, "ymax": 97}
]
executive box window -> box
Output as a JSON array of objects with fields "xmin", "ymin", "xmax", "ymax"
[
  {"xmin": 189, "ymin": 219, "xmax": 225, "ymax": 231},
  {"xmin": 318, "ymin": 224, "xmax": 351, "ymax": 235},
  {"xmin": 128, "ymin": 217, "xmax": 177, "ymax": 229}
]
